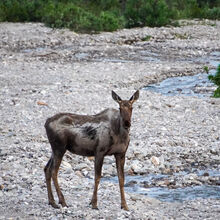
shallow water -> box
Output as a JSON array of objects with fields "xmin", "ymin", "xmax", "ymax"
[
  {"xmin": 144, "ymin": 52, "xmax": 220, "ymax": 98},
  {"xmin": 131, "ymin": 185, "xmax": 220, "ymax": 202},
  {"xmin": 145, "ymin": 73, "xmax": 215, "ymax": 98},
  {"xmin": 105, "ymin": 169, "xmax": 220, "ymax": 203}
]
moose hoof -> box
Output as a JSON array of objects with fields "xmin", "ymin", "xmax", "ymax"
[
  {"xmin": 121, "ymin": 205, "xmax": 129, "ymax": 211},
  {"xmin": 90, "ymin": 201, "xmax": 98, "ymax": 210},
  {"xmin": 49, "ymin": 202, "xmax": 60, "ymax": 209},
  {"xmin": 92, "ymin": 206, "xmax": 99, "ymax": 210},
  {"xmin": 59, "ymin": 201, "xmax": 68, "ymax": 208}
]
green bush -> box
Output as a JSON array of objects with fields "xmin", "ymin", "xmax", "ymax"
[
  {"xmin": 212, "ymin": 87, "xmax": 220, "ymax": 97},
  {"xmin": 41, "ymin": 2, "xmax": 123, "ymax": 32},
  {"xmin": 99, "ymin": 0, "xmax": 120, "ymax": 10},
  {"xmin": 0, "ymin": 0, "xmax": 43, "ymax": 22},
  {"xmin": 124, "ymin": 0, "xmax": 171, "ymax": 28},
  {"xmin": 184, "ymin": 0, "xmax": 201, "ymax": 18},
  {"xmin": 42, "ymin": 2, "xmax": 90, "ymax": 30},
  {"xmin": 208, "ymin": 64, "xmax": 220, "ymax": 98},
  {"xmin": 0, "ymin": 0, "xmax": 219, "ymax": 32},
  {"xmin": 100, "ymin": 11, "xmax": 124, "ymax": 31},
  {"xmin": 203, "ymin": 7, "xmax": 220, "ymax": 19}
]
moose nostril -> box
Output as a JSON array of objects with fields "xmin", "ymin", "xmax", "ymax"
[{"xmin": 124, "ymin": 120, "xmax": 131, "ymax": 128}]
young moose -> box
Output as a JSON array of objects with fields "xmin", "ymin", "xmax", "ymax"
[{"xmin": 44, "ymin": 90, "xmax": 139, "ymax": 210}]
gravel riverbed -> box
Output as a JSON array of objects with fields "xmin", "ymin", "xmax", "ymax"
[{"xmin": 0, "ymin": 20, "xmax": 220, "ymax": 219}]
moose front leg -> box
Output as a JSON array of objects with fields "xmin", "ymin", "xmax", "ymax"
[
  {"xmin": 115, "ymin": 154, "xmax": 129, "ymax": 211},
  {"xmin": 90, "ymin": 154, "xmax": 104, "ymax": 209},
  {"xmin": 52, "ymin": 152, "xmax": 67, "ymax": 208}
]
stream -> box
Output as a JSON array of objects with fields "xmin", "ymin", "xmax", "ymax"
[
  {"xmin": 105, "ymin": 169, "xmax": 220, "ymax": 203},
  {"xmin": 144, "ymin": 52, "xmax": 220, "ymax": 98}
]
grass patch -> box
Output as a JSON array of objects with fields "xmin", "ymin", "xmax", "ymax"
[
  {"xmin": 141, "ymin": 35, "xmax": 152, "ymax": 41},
  {"xmin": 174, "ymin": 33, "xmax": 191, "ymax": 40}
]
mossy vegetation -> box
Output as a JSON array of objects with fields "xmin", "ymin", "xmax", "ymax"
[
  {"xmin": 208, "ymin": 65, "xmax": 220, "ymax": 98},
  {"xmin": 174, "ymin": 33, "xmax": 191, "ymax": 39},
  {"xmin": 141, "ymin": 35, "xmax": 152, "ymax": 41},
  {"xmin": 0, "ymin": 0, "xmax": 219, "ymax": 32}
]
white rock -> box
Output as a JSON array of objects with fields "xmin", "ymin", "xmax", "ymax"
[
  {"xmin": 131, "ymin": 160, "xmax": 143, "ymax": 173},
  {"xmin": 74, "ymin": 163, "xmax": 89, "ymax": 171},
  {"xmin": 151, "ymin": 156, "xmax": 160, "ymax": 166},
  {"xmin": 61, "ymin": 161, "xmax": 72, "ymax": 174}
]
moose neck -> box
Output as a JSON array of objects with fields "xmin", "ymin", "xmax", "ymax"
[
  {"xmin": 119, "ymin": 113, "xmax": 131, "ymax": 135},
  {"xmin": 111, "ymin": 111, "xmax": 130, "ymax": 137}
]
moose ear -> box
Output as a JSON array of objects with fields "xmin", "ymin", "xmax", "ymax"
[
  {"xmin": 129, "ymin": 90, "xmax": 139, "ymax": 104},
  {"xmin": 112, "ymin": 91, "xmax": 122, "ymax": 104}
]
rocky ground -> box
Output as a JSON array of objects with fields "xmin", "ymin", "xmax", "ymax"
[{"xmin": 0, "ymin": 20, "xmax": 220, "ymax": 219}]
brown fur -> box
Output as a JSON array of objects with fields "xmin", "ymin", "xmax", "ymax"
[{"xmin": 44, "ymin": 90, "xmax": 139, "ymax": 210}]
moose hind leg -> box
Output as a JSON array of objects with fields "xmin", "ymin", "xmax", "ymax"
[
  {"xmin": 90, "ymin": 155, "xmax": 104, "ymax": 209},
  {"xmin": 51, "ymin": 151, "xmax": 68, "ymax": 207},
  {"xmin": 44, "ymin": 157, "xmax": 59, "ymax": 209}
]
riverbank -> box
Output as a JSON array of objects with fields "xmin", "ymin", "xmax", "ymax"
[{"xmin": 0, "ymin": 20, "xmax": 220, "ymax": 219}]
